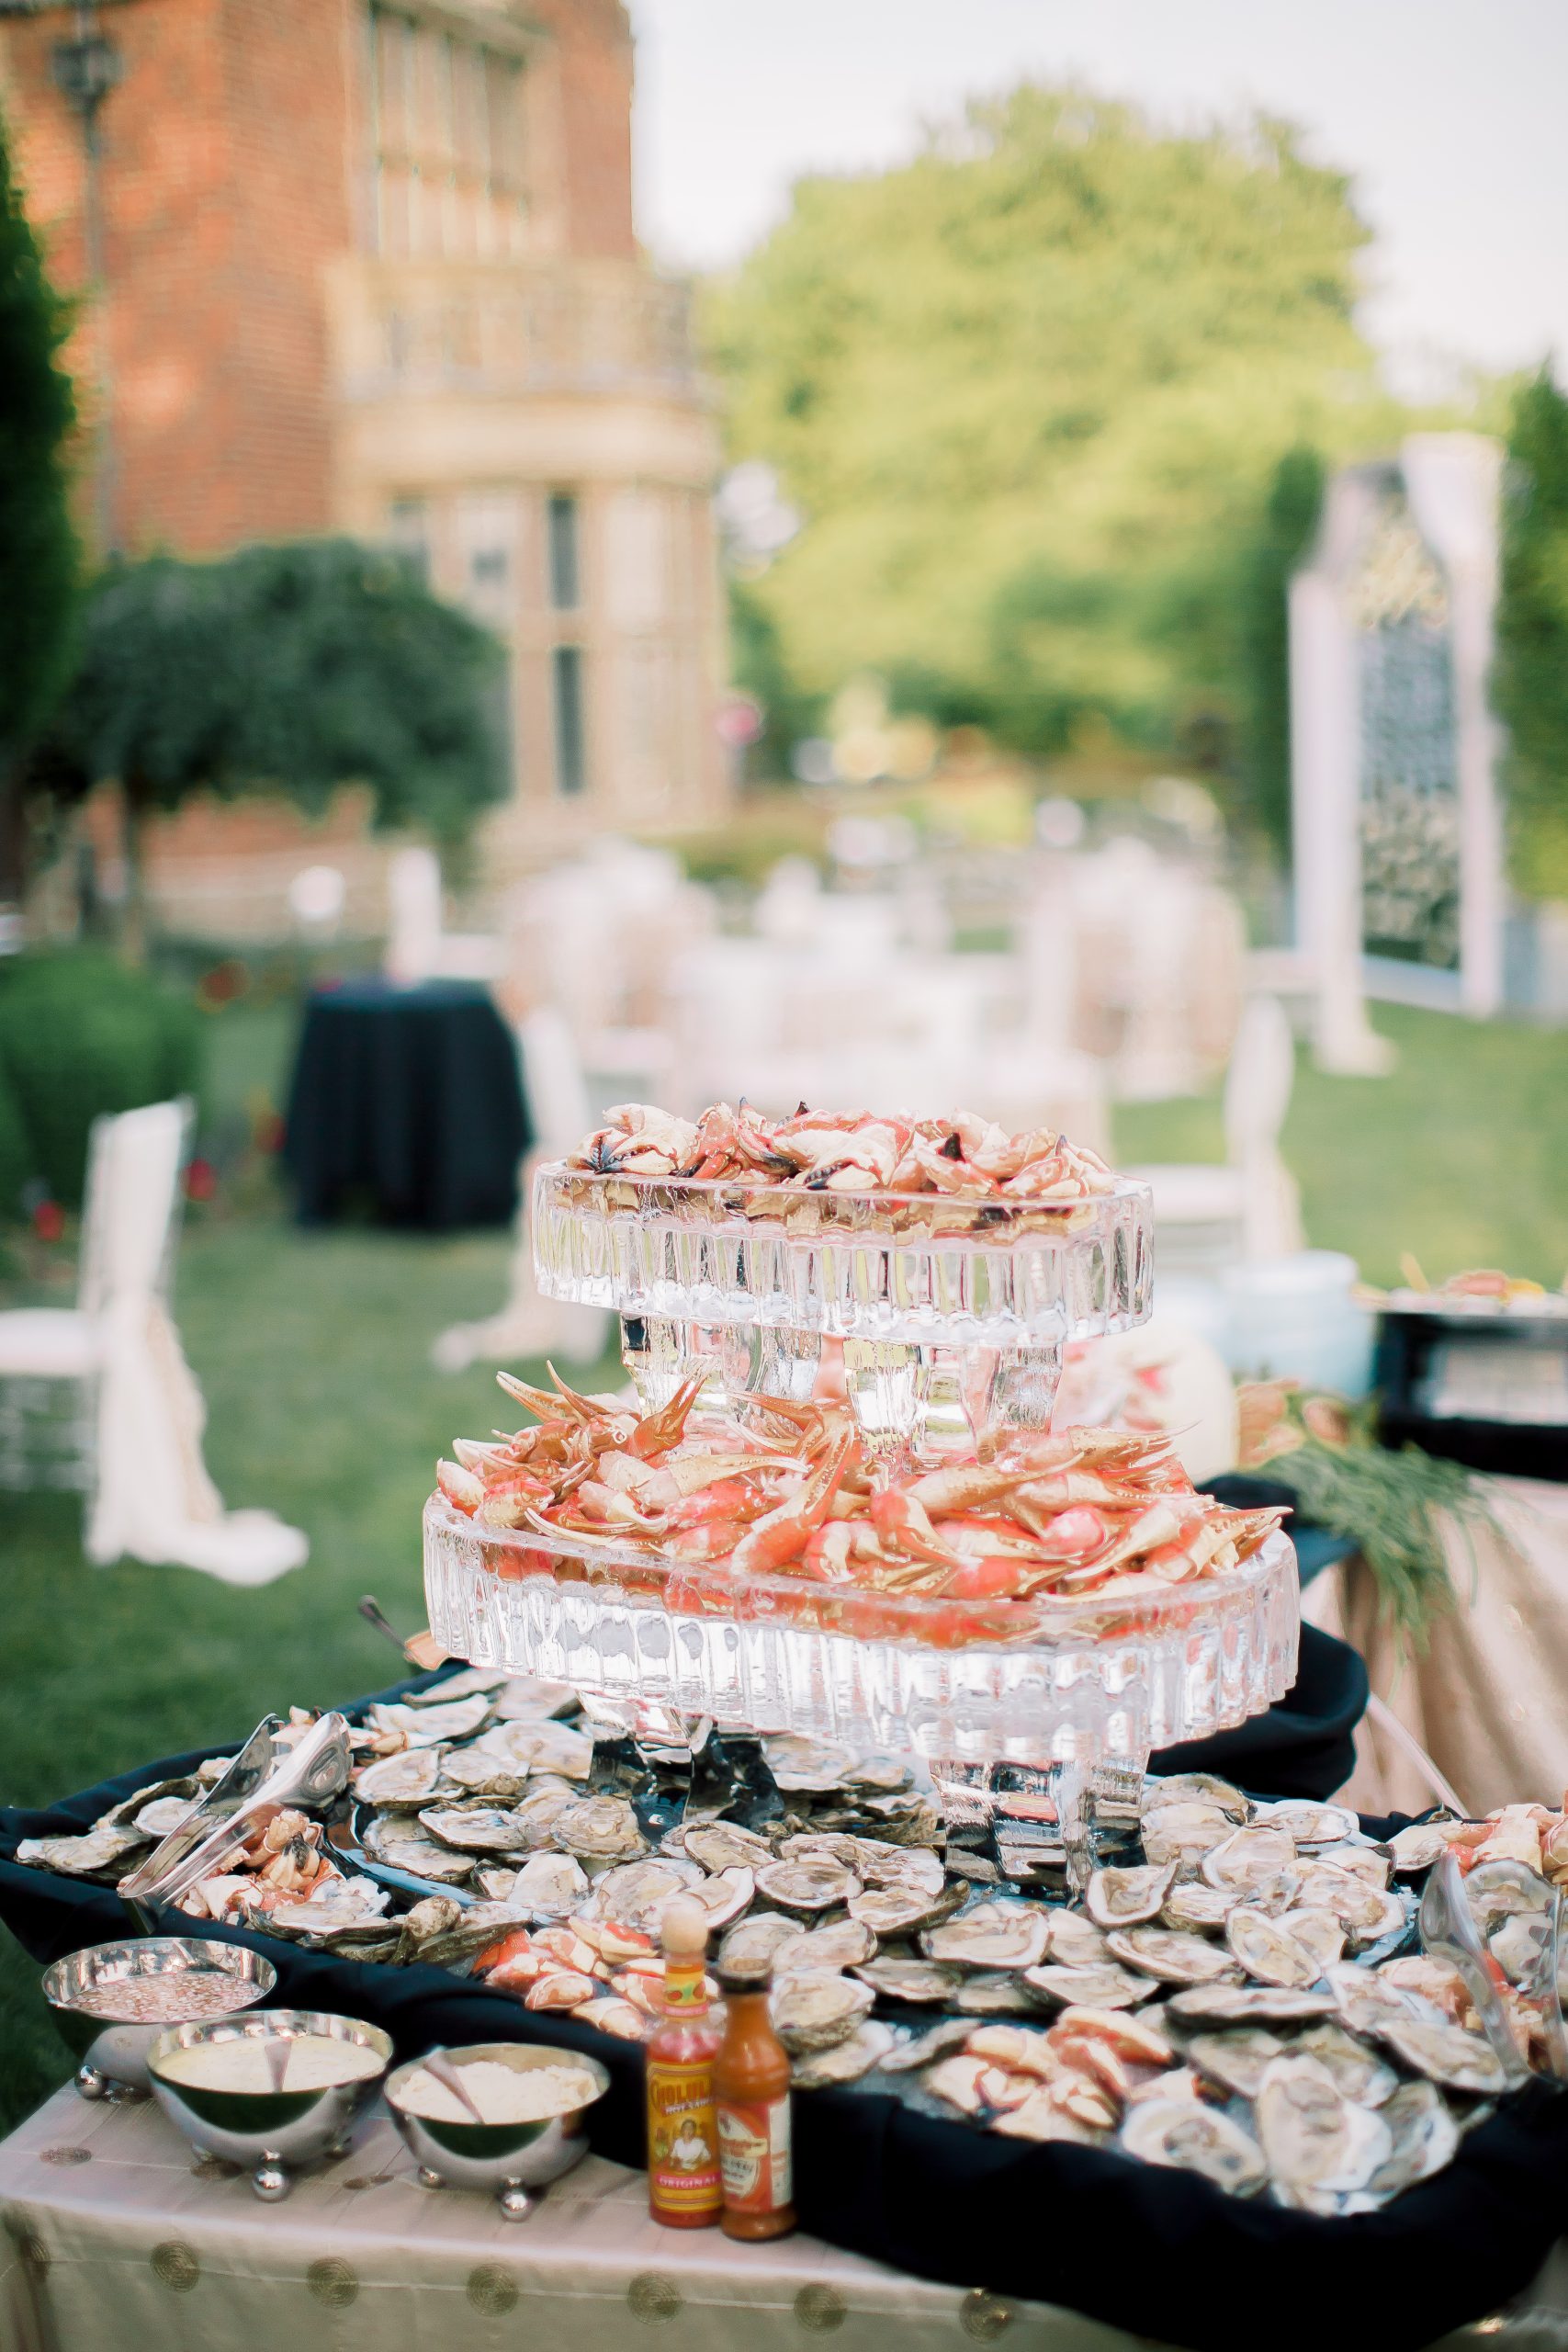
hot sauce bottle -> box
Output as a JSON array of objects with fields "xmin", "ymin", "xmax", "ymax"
[
  {"xmin": 646, "ymin": 1898, "xmax": 722, "ymax": 2229},
  {"xmin": 713, "ymin": 1960, "xmax": 795, "ymax": 2240}
]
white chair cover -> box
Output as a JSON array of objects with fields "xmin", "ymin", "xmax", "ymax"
[{"xmin": 82, "ymin": 1102, "xmax": 307, "ymax": 1584}]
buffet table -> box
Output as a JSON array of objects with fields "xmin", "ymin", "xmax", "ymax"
[
  {"xmin": 0, "ymin": 2081, "xmax": 1554, "ymax": 2352},
  {"xmin": 1303, "ymin": 1473, "xmax": 1568, "ymax": 1817},
  {"xmin": 283, "ymin": 980, "xmax": 529, "ymax": 1230}
]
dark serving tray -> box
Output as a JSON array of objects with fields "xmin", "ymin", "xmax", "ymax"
[{"xmin": 4, "ymin": 1647, "xmax": 1566, "ymax": 2352}]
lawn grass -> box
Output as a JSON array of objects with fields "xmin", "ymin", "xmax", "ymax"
[{"xmin": 1, "ymin": 995, "xmax": 1564, "ymax": 2128}]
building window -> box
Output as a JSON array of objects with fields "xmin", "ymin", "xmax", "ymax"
[
  {"xmin": 387, "ymin": 496, "xmax": 430, "ymax": 585},
  {"xmin": 455, "ymin": 491, "xmax": 519, "ymax": 630},
  {"xmin": 367, "ymin": 4, "xmax": 527, "ymax": 260},
  {"xmin": 547, "ymin": 492, "xmax": 580, "ymax": 611},
  {"xmin": 553, "ymin": 646, "xmax": 586, "ymax": 796}
]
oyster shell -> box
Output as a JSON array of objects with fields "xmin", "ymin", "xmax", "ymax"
[
  {"xmin": 357, "ymin": 1747, "xmax": 451, "ymax": 1807},
  {"xmin": 1159, "ymin": 1883, "xmax": 1239, "ymax": 1933},
  {"xmin": 1185, "ymin": 2029, "xmax": 1286, "ymax": 2100},
  {"xmin": 755, "ymin": 1857, "xmax": 862, "ymax": 1916},
  {"xmin": 1291, "ymin": 1866, "xmax": 1406, "ymax": 1951},
  {"xmin": 1374, "ymin": 2015, "xmax": 1511, "ymax": 2096},
  {"xmin": 1253, "ymin": 1801, "xmax": 1359, "ymax": 1848},
  {"xmin": 763, "ymin": 1736, "xmax": 858, "ymax": 1793},
  {"xmin": 1255, "ymin": 2054, "xmax": 1393, "ymax": 2207},
  {"xmin": 418, "ymin": 1804, "xmax": 532, "ymax": 1855},
  {"xmin": 854, "ymin": 1957, "xmax": 966, "ymax": 2006},
  {"xmin": 717, "ymin": 1913, "xmax": 804, "ymax": 1973},
  {"xmin": 793, "ymin": 2021, "xmax": 896, "ymax": 2087},
  {"xmin": 771, "ymin": 1973, "xmax": 874, "ymax": 2052},
  {"xmin": 1201, "ymin": 1826, "xmax": 1297, "ymax": 1893},
  {"xmin": 362, "ymin": 1818, "xmax": 475, "ymax": 1884},
  {"xmin": 1368, "ymin": 2080, "xmax": 1460, "ymax": 2198},
  {"xmin": 1084, "ymin": 1862, "xmax": 1177, "ymax": 1928},
  {"xmin": 681, "ymin": 1821, "xmax": 774, "ymax": 1874},
  {"xmin": 18, "ymin": 1822, "xmax": 150, "ymax": 1878},
  {"xmin": 922, "ymin": 1901, "xmax": 1050, "ymax": 1972},
  {"xmin": 1142, "ymin": 1771, "xmax": 1249, "ymax": 1821},
  {"xmin": 1294, "ymin": 2022, "xmax": 1399, "ymax": 2109},
  {"xmin": 370, "ymin": 1695, "xmax": 492, "ymax": 1747},
  {"xmin": 509, "ymin": 1850, "xmax": 591, "ymax": 1917},
  {"xmin": 954, "ymin": 1973, "xmax": 1040, "ymax": 2017},
  {"xmin": 1121, "ymin": 2099, "xmax": 1267, "ymax": 2196},
  {"xmin": 1274, "ymin": 1908, "xmax": 1347, "ymax": 1973},
  {"xmin": 437, "ymin": 1751, "xmax": 527, "ymax": 1800},
  {"xmin": 991, "ymin": 2097, "xmax": 1106, "ymax": 2146},
  {"xmin": 843, "ymin": 1756, "xmax": 914, "ymax": 1794},
  {"xmin": 1224, "ymin": 1907, "xmax": 1327, "ymax": 1991},
  {"xmin": 1105, "ymin": 1927, "xmax": 1242, "ymax": 1986},
  {"xmin": 473, "ymin": 1720, "xmax": 593, "ymax": 1779},
  {"xmin": 1386, "ymin": 1819, "xmax": 1461, "ymax": 1875},
  {"xmin": 1140, "ymin": 1804, "xmax": 1238, "ymax": 1875},
  {"xmin": 552, "ymin": 1796, "xmax": 645, "ymax": 1860},
  {"xmin": 404, "ymin": 1667, "xmax": 508, "ymax": 1705},
  {"xmin": 773, "ymin": 1917, "xmax": 879, "ymax": 1976},
  {"xmin": 923, "ymin": 2052, "xmax": 989, "ymax": 2115},
  {"xmin": 488, "ymin": 1676, "xmax": 576, "ymax": 1722},
  {"xmin": 590, "ymin": 1857, "xmax": 705, "ymax": 1927},
  {"xmin": 511, "ymin": 1781, "xmax": 583, "ymax": 1848},
  {"xmin": 1021, "ymin": 1963, "xmax": 1155, "ymax": 2013},
  {"xmin": 1311, "ymin": 1842, "xmax": 1391, "ymax": 1889},
  {"xmin": 132, "ymin": 1796, "xmax": 198, "ymax": 1839},
  {"xmin": 1166, "ymin": 1984, "xmax": 1336, "ymax": 2029},
  {"xmin": 684, "ymin": 1865, "xmax": 756, "ymax": 1931},
  {"xmin": 852, "ymin": 1839, "xmax": 946, "ymax": 1896},
  {"xmin": 1043, "ymin": 1910, "xmax": 1110, "ymax": 1968},
  {"xmin": 849, "ymin": 1881, "xmax": 954, "ymax": 1937},
  {"xmin": 1325, "ymin": 1962, "xmax": 1442, "ymax": 2038}
]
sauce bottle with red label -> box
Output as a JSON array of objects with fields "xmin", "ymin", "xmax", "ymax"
[
  {"xmin": 713, "ymin": 1960, "xmax": 795, "ymax": 2240},
  {"xmin": 646, "ymin": 1898, "xmax": 722, "ymax": 2228}
]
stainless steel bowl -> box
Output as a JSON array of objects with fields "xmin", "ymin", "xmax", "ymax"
[
  {"xmin": 148, "ymin": 2008, "xmax": 391, "ymax": 2200},
  {"xmin": 42, "ymin": 1939, "xmax": 277, "ymax": 2101},
  {"xmin": 385, "ymin": 2042, "xmax": 610, "ymax": 2220}
]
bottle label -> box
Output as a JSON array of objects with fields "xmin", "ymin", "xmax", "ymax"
[
  {"xmin": 717, "ymin": 2096, "xmax": 793, "ymax": 2214},
  {"xmin": 648, "ymin": 2060, "xmax": 722, "ymax": 2216}
]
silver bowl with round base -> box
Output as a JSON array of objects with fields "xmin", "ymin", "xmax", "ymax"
[
  {"xmin": 43, "ymin": 1938, "xmax": 277, "ymax": 2102},
  {"xmin": 386, "ymin": 2043, "xmax": 610, "ymax": 2220},
  {"xmin": 148, "ymin": 2008, "xmax": 390, "ymax": 2200}
]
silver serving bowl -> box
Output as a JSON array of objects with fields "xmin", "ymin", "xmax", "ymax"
[
  {"xmin": 148, "ymin": 2008, "xmax": 391, "ymax": 2200},
  {"xmin": 385, "ymin": 2042, "xmax": 610, "ymax": 2220},
  {"xmin": 43, "ymin": 1938, "xmax": 276, "ymax": 2101}
]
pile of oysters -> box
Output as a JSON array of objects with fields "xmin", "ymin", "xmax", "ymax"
[{"xmin": 21, "ymin": 1669, "xmax": 1557, "ymax": 2214}]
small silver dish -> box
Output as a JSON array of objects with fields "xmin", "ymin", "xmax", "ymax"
[
  {"xmin": 385, "ymin": 2042, "xmax": 610, "ymax": 2221},
  {"xmin": 43, "ymin": 1938, "xmax": 276, "ymax": 2101},
  {"xmin": 148, "ymin": 2008, "xmax": 391, "ymax": 2200}
]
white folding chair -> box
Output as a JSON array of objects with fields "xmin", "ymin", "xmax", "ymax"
[
  {"xmin": 1126, "ymin": 993, "xmax": 1304, "ymax": 1276},
  {"xmin": 432, "ymin": 1008, "xmax": 610, "ymax": 1373},
  {"xmin": 0, "ymin": 1100, "xmax": 307, "ymax": 1582}
]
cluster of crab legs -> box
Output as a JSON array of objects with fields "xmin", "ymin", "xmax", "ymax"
[{"xmin": 436, "ymin": 1370, "xmax": 1286, "ymax": 1610}]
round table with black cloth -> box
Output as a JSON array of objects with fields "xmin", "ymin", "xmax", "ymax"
[
  {"xmin": 9, "ymin": 1629, "xmax": 1563, "ymax": 2350},
  {"xmin": 283, "ymin": 980, "xmax": 529, "ymax": 1230}
]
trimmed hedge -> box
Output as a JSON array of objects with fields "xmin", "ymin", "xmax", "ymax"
[{"xmin": 0, "ymin": 950, "xmax": 203, "ymax": 1212}]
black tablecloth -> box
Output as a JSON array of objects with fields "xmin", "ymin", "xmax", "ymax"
[
  {"xmin": 10, "ymin": 1634, "xmax": 1568, "ymax": 2350},
  {"xmin": 283, "ymin": 980, "xmax": 529, "ymax": 1230}
]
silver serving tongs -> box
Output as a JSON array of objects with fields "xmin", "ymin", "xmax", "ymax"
[
  {"xmin": 118, "ymin": 1712, "xmax": 353, "ymax": 1931},
  {"xmin": 1419, "ymin": 1850, "xmax": 1562, "ymax": 2086}
]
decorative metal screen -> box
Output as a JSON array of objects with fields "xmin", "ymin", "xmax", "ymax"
[{"xmin": 1351, "ymin": 498, "xmax": 1461, "ymax": 969}]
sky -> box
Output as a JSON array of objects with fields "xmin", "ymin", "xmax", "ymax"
[{"xmin": 626, "ymin": 0, "xmax": 1568, "ymax": 388}]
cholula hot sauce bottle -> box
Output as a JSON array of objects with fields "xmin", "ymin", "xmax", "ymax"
[
  {"xmin": 646, "ymin": 1899, "xmax": 722, "ymax": 2228},
  {"xmin": 713, "ymin": 1960, "xmax": 795, "ymax": 2240}
]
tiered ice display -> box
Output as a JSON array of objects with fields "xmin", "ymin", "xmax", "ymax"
[{"xmin": 423, "ymin": 1143, "xmax": 1299, "ymax": 1863}]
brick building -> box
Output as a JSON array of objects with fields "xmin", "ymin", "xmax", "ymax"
[{"xmin": 0, "ymin": 0, "xmax": 729, "ymax": 932}]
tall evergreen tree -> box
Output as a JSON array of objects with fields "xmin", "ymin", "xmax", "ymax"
[
  {"xmin": 0, "ymin": 107, "xmax": 81, "ymax": 898},
  {"xmin": 1495, "ymin": 368, "xmax": 1568, "ymax": 898}
]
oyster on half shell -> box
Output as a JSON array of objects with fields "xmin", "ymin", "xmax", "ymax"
[
  {"xmin": 922, "ymin": 1901, "xmax": 1050, "ymax": 1972},
  {"xmin": 1105, "ymin": 1927, "xmax": 1242, "ymax": 1987},
  {"xmin": 1121, "ymin": 2099, "xmax": 1267, "ymax": 2197},
  {"xmin": 771, "ymin": 1974, "xmax": 874, "ymax": 2053},
  {"xmin": 1084, "ymin": 1862, "xmax": 1177, "ymax": 1929},
  {"xmin": 793, "ymin": 2022, "xmax": 896, "ymax": 2087}
]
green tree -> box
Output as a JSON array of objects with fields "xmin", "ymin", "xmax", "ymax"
[
  {"xmin": 0, "ymin": 107, "xmax": 81, "ymax": 899},
  {"xmin": 1495, "ymin": 368, "xmax": 1568, "ymax": 899},
  {"xmin": 28, "ymin": 537, "xmax": 509, "ymax": 922},
  {"xmin": 706, "ymin": 86, "xmax": 1401, "ymax": 785},
  {"xmin": 1235, "ymin": 446, "xmax": 1325, "ymax": 859}
]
